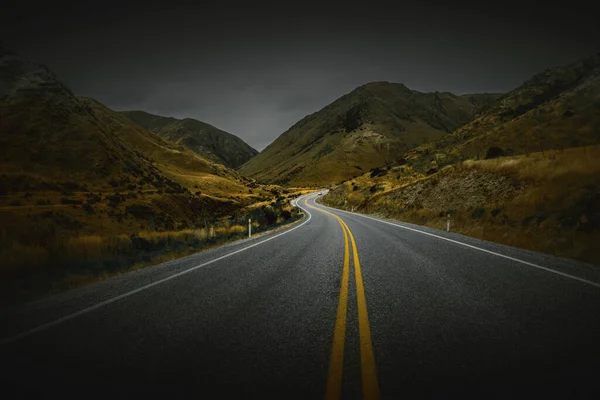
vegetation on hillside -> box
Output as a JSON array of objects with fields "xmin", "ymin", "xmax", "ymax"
[
  {"xmin": 0, "ymin": 184, "xmax": 306, "ymax": 305},
  {"xmin": 239, "ymin": 81, "xmax": 500, "ymax": 186},
  {"xmin": 319, "ymin": 54, "xmax": 600, "ymax": 266},
  {"xmin": 403, "ymin": 54, "xmax": 600, "ymax": 173},
  {"xmin": 0, "ymin": 46, "xmax": 309, "ymax": 305},
  {"xmin": 323, "ymin": 146, "xmax": 600, "ymax": 265},
  {"xmin": 121, "ymin": 110, "xmax": 258, "ymax": 168}
]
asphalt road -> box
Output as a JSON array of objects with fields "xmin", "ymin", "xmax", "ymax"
[{"xmin": 1, "ymin": 192, "xmax": 600, "ymax": 399}]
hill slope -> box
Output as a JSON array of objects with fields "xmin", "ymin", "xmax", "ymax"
[
  {"xmin": 0, "ymin": 45, "xmax": 297, "ymax": 304},
  {"xmin": 321, "ymin": 53, "xmax": 600, "ymax": 266},
  {"xmin": 0, "ymin": 44, "xmax": 257, "ymax": 200},
  {"xmin": 120, "ymin": 110, "xmax": 258, "ymax": 168},
  {"xmin": 238, "ymin": 82, "xmax": 500, "ymax": 186},
  {"xmin": 323, "ymin": 146, "xmax": 600, "ymax": 266},
  {"xmin": 0, "ymin": 44, "xmax": 273, "ymax": 258},
  {"xmin": 403, "ymin": 54, "xmax": 600, "ymax": 172}
]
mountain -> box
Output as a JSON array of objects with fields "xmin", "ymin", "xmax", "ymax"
[
  {"xmin": 120, "ymin": 110, "xmax": 258, "ymax": 168},
  {"xmin": 0, "ymin": 45, "xmax": 297, "ymax": 303},
  {"xmin": 0, "ymin": 45, "xmax": 282, "ymax": 247},
  {"xmin": 403, "ymin": 53, "xmax": 600, "ymax": 172},
  {"xmin": 0, "ymin": 45, "xmax": 257, "ymax": 198},
  {"xmin": 238, "ymin": 82, "xmax": 501, "ymax": 186},
  {"xmin": 321, "ymin": 53, "xmax": 600, "ymax": 266}
]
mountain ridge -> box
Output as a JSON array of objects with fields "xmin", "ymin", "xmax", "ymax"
[
  {"xmin": 120, "ymin": 110, "xmax": 258, "ymax": 169},
  {"xmin": 239, "ymin": 81, "xmax": 501, "ymax": 185},
  {"xmin": 402, "ymin": 53, "xmax": 600, "ymax": 171}
]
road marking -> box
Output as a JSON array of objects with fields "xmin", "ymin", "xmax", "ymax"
[
  {"xmin": 324, "ymin": 212, "xmax": 350, "ymax": 400},
  {"xmin": 0, "ymin": 195, "xmax": 316, "ymax": 346},
  {"xmin": 339, "ymin": 218, "xmax": 380, "ymax": 400},
  {"xmin": 318, "ymin": 202, "xmax": 600, "ymax": 289},
  {"xmin": 306, "ymin": 199, "xmax": 379, "ymax": 400}
]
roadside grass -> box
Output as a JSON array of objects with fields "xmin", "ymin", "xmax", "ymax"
[
  {"xmin": 323, "ymin": 145, "xmax": 600, "ymax": 265},
  {"xmin": 0, "ymin": 204, "xmax": 305, "ymax": 307}
]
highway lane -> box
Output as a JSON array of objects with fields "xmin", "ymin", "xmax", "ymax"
[
  {"xmin": 1, "ymin": 192, "xmax": 600, "ymax": 398},
  {"xmin": 314, "ymin": 196, "xmax": 600, "ymax": 398}
]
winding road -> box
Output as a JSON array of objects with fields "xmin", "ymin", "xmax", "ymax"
[{"xmin": 1, "ymin": 192, "xmax": 600, "ymax": 399}]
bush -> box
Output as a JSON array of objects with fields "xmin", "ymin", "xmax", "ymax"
[
  {"xmin": 370, "ymin": 167, "xmax": 386, "ymax": 178},
  {"xmin": 125, "ymin": 203, "xmax": 154, "ymax": 219},
  {"xmin": 491, "ymin": 207, "xmax": 502, "ymax": 217},
  {"xmin": 61, "ymin": 198, "xmax": 83, "ymax": 205},
  {"xmin": 106, "ymin": 194, "xmax": 125, "ymax": 207},
  {"xmin": 265, "ymin": 207, "xmax": 278, "ymax": 225},
  {"xmin": 8, "ymin": 199, "xmax": 22, "ymax": 206},
  {"xmin": 471, "ymin": 207, "xmax": 486, "ymax": 218},
  {"xmin": 485, "ymin": 146, "xmax": 505, "ymax": 159},
  {"xmin": 369, "ymin": 185, "xmax": 384, "ymax": 193}
]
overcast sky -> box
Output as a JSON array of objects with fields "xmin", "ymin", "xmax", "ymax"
[{"xmin": 2, "ymin": 0, "xmax": 599, "ymax": 150}]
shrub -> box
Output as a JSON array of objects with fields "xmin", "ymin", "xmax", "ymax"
[
  {"xmin": 61, "ymin": 198, "xmax": 83, "ymax": 205},
  {"xmin": 8, "ymin": 199, "xmax": 22, "ymax": 206},
  {"xmin": 281, "ymin": 210, "xmax": 292, "ymax": 220},
  {"xmin": 264, "ymin": 207, "xmax": 278, "ymax": 225},
  {"xmin": 370, "ymin": 167, "xmax": 386, "ymax": 178},
  {"xmin": 106, "ymin": 194, "xmax": 125, "ymax": 207},
  {"xmin": 491, "ymin": 207, "xmax": 502, "ymax": 217},
  {"xmin": 125, "ymin": 203, "xmax": 154, "ymax": 219},
  {"xmin": 369, "ymin": 185, "xmax": 384, "ymax": 193},
  {"xmin": 471, "ymin": 207, "xmax": 486, "ymax": 218},
  {"xmin": 485, "ymin": 146, "xmax": 505, "ymax": 159}
]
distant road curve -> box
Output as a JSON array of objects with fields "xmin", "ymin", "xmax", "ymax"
[{"xmin": 1, "ymin": 193, "xmax": 599, "ymax": 399}]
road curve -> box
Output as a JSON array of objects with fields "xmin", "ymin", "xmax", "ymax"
[{"xmin": 1, "ymin": 193, "xmax": 600, "ymax": 399}]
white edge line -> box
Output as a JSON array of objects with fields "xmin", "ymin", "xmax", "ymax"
[
  {"xmin": 315, "ymin": 199, "xmax": 600, "ymax": 289},
  {"xmin": 1, "ymin": 195, "xmax": 316, "ymax": 346}
]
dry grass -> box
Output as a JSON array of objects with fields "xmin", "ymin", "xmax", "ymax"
[
  {"xmin": 65, "ymin": 235, "xmax": 104, "ymax": 262},
  {"xmin": 462, "ymin": 146, "xmax": 600, "ymax": 181},
  {"xmin": 324, "ymin": 145, "xmax": 600, "ymax": 265}
]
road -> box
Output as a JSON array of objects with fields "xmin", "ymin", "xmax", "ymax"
[{"xmin": 1, "ymin": 192, "xmax": 600, "ymax": 399}]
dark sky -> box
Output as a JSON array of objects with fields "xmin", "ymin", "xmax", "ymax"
[{"xmin": 2, "ymin": 0, "xmax": 599, "ymax": 150}]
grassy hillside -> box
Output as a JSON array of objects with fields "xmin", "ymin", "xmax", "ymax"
[
  {"xmin": 403, "ymin": 54, "xmax": 600, "ymax": 172},
  {"xmin": 323, "ymin": 146, "xmax": 600, "ymax": 265},
  {"xmin": 238, "ymin": 82, "xmax": 500, "ymax": 186},
  {"xmin": 121, "ymin": 110, "xmax": 258, "ymax": 168},
  {"xmin": 0, "ymin": 46, "xmax": 301, "ymax": 305}
]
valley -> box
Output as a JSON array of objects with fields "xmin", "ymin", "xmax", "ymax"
[{"xmin": 1, "ymin": 44, "xmax": 599, "ymax": 307}]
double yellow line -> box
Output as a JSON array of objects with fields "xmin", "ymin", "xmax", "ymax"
[{"xmin": 305, "ymin": 200, "xmax": 379, "ymax": 400}]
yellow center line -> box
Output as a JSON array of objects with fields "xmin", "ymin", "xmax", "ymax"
[
  {"xmin": 324, "ymin": 213, "xmax": 350, "ymax": 400},
  {"xmin": 339, "ymin": 218, "xmax": 380, "ymax": 400},
  {"xmin": 303, "ymin": 197, "xmax": 380, "ymax": 400}
]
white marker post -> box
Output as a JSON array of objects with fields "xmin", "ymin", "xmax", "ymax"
[
  {"xmin": 446, "ymin": 214, "xmax": 450, "ymax": 232},
  {"xmin": 248, "ymin": 219, "xmax": 252, "ymax": 238}
]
